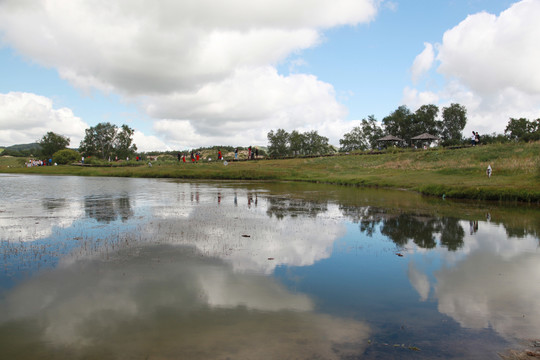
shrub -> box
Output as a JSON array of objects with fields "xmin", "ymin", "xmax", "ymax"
[{"xmin": 52, "ymin": 149, "xmax": 80, "ymax": 165}]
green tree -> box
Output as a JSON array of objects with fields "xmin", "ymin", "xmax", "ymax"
[
  {"xmin": 267, "ymin": 129, "xmax": 290, "ymax": 157},
  {"xmin": 361, "ymin": 115, "xmax": 384, "ymax": 149},
  {"xmin": 505, "ymin": 118, "xmax": 540, "ymax": 142},
  {"xmin": 289, "ymin": 130, "xmax": 306, "ymax": 156},
  {"xmin": 114, "ymin": 124, "xmax": 137, "ymax": 159},
  {"xmin": 39, "ymin": 132, "xmax": 70, "ymax": 158},
  {"xmin": 339, "ymin": 126, "xmax": 367, "ymax": 152},
  {"xmin": 414, "ymin": 104, "xmax": 440, "ymax": 136},
  {"xmin": 439, "ymin": 103, "xmax": 467, "ymax": 145},
  {"xmin": 303, "ymin": 130, "xmax": 330, "ymax": 155},
  {"xmin": 382, "ymin": 105, "xmax": 413, "ymax": 145},
  {"xmin": 79, "ymin": 122, "xmax": 137, "ymax": 159},
  {"xmin": 52, "ymin": 149, "xmax": 80, "ymax": 165}
]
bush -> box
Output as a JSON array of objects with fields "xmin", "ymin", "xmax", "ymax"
[{"xmin": 52, "ymin": 149, "xmax": 80, "ymax": 165}]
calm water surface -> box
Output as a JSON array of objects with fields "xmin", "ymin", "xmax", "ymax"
[{"xmin": 0, "ymin": 174, "xmax": 539, "ymax": 359}]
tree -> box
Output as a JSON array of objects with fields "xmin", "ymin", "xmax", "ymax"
[
  {"xmin": 52, "ymin": 149, "xmax": 80, "ymax": 165},
  {"xmin": 114, "ymin": 124, "xmax": 137, "ymax": 159},
  {"xmin": 39, "ymin": 132, "xmax": 70, "ymax": 158},
  {"xmin": 382, "ymin": 105, "xmax": 413, "ymax": 145},
  {"xmin": 267, "ymin": 129, "xmax": 289, "ymax": 157},
  {"xmin": 505, "ymin": 118, "xmax": 540, "ymax": 142},
  {"xmin": 361, "ymin": 115, "xmax": 384, "ymax": 149},
  {"xmin": 289, "ymin": 130, "xmax": 306, "ymax": 156},
  {"xmin": 340, "ymin": 126, "xmax": 367, "ymax": 152},
  {"xmin": 414, "ymin": 104, "xmax": 439, "ymax": 136},
  {"xmin": 79, "ymin": 122, "xmax": 137, "ymax": 159},
  {"xmin": 439, "ymin": 103, "xmax": 467, "ymax": 145},
  {"xmin": 303, "ymin": 130, "xmax": 330, "ymax": 155}
]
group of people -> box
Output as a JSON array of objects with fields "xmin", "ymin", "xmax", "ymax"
[
  {"xmin": 247, "ymin": 146, "xmax": 258, "ymax": 160},
  {"xmin": 177, "ymin": 151, "xmax": 202, "ymax": 163},
  {"xmin": 25, "ymin": 159, "xmax": 52, "ymax": 167},
  {"xmin": 471, "ymin": 131, "xmax": 481, "ymax": 146},
  {"xmin": 177, "ymin": 147, "xmax": 261, "ymax": 163}
]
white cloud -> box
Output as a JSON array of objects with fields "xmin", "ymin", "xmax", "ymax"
[
  {"xmin": 150, "ymin": 67, "xmax": 348, "ymax": 148},
  {"xmin": 402, "ymin": 87, "xmax": 439, "ymax": 111},
  {"xmin": 0, "ymin": 92, "xmax": 88, "ymax": 146},
  {"xmin": 437, "ymin": 1, "xmax": 540, "ymax": 95},
  {"xmin": 0, "ymin": 0, "xmax": 377, "ymax": 149},
  {"xmin": 0, "ymin": 1, "xmax": 376, "ymax": 94},
  {"xmin": 410, "ymin": 42, "xmax": 434, "ymax": 83},
  {"xmin": 132, "ymin": 130, "xmax": 172, "ymax": 152},
  {"xmin": 405, "ymin": 0, "xmax": 540, "ymax": 135}
]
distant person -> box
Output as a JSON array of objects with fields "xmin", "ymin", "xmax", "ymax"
[
  {"xmin": 182, "ymin": 154, "xmax": 186, "ymax": 163},
  {"xmin": 486, "ymin": 164, "xmax": 492, "ymax": 178},
  {"xmin": 248, "ymin": 146, "xmax": 251, "ymax": 160},
  {"xmin": 475, "ymin": 132, "xmax": 480, "ymax": 145},
  {"xmin": 255, "ymin": 148, "xmax": 258, "ymax": 159},
  {"xmin": 81, "ymin": 156, "xmax": 84, "ymax": 164},
  {"xmin": 218, "ymin": 149, "xmax": 222, "ymax": 160},
  {"xmin": 471, "ymin": 131, "xmax": 476, "ymax": 146},
  {"xmin": 235, "ymin": 148, "xmax": 238, "ymax": 160},
  {"xmin": 177, "ymin": 152, "xmax": 181, "ymax": 161},
  {"xmin": 196, "ymin": 152, "xmax": 200, "ymax": 162},
  {"xmin": 191, "ymin": 151, "xmax": 195, "ymax": 162}
]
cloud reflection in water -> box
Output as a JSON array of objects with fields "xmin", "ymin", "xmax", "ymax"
[{"xmin": 0, "ymin": 244, "xmax": 370, "ymax": 359}]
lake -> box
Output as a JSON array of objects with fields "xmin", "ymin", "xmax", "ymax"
[{"xmin": 0, "ymin": 174, "xmax": 539, "ymax": 359}]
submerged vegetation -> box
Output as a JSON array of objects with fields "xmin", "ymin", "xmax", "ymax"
[{"xmin": 1, "ymin": 142, "xmax": 539, "ymax": 203}]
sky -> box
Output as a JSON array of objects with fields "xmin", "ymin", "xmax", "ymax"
[{"xmin": 1, "ymin": 0, "xmax": 539, "ymax": 151}]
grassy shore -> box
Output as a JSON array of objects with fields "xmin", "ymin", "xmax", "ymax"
[{"xmin": 1, "ymin": 142, "xmax": 539, "ymax": 203}]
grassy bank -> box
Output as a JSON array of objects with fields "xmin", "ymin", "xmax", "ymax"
[{"xmin": 1, "ymin": 142, "xmax": 539, "ymax": 202}]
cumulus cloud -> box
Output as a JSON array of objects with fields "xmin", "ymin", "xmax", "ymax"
[
  {"xmin": 410, "ymin": 42, "xmax": 434, "ymax": 83},
  {"xmin": 0, "ymin": 0, "xmax": 376, "ymax": 94},
  {"xmin": 149, "ymin": 66, "xmax": 348, "ymax": 147},
  {"xmin": 0, "ymin": 92, "xmax": 88, "ymax": 146},
  {"xmin": 132, "ymin": 130, "xmax": 172, "ymax": 152},
  {"xmin": 0, "ymin": 0, "xmax": 377, "ymax": 148},
  {"xmin": 405, "ymin": 0, "xmax": 540, "ymax": 135}
]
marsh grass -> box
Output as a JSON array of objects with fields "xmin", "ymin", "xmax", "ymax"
[{"xmin": 1, "ymin": 142, "xmax": 539, "ymax": 202}]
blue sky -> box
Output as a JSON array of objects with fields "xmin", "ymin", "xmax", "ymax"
[{"xmin": 1, "ymin": 0, "xmax": 538, "ymax": 151}]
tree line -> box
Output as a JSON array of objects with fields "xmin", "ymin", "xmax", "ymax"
[
  {"xmin": 2, "ymin": 108, "xmax": 538, "ymax": 161},
  {"xmin": 266, "ymin": 103, "xmax": 539, "ymax": 157},
  {"xmin": 267, "ymin": 130, "xmax": 332, "ymax": 157}
]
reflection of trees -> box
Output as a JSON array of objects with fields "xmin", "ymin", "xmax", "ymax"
[
  {"xmin": 439, "ymin": 218, "xmax": 465, "ymax": 251},
  {"xmin": 84, "ymin": 195, "xmax": 133, "ymax": 223},
  {"xmin": 381, "ymin": 215, "xmax": 437, "ymax": 248},
  {"xmin": 504, "ymin": 225, "xmax": 539, "ymax": 240},
  {"xmin": 266, "ymin": 197, "xmax": 328, "ymax": 220},
  {"xmin": 340, "ymin": 206, "xmax": 464, "ymax": 251}
]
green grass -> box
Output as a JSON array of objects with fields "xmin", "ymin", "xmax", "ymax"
[{"xmin": 1, "ymin": 142, "xmax": 539, "ymax": 202}]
